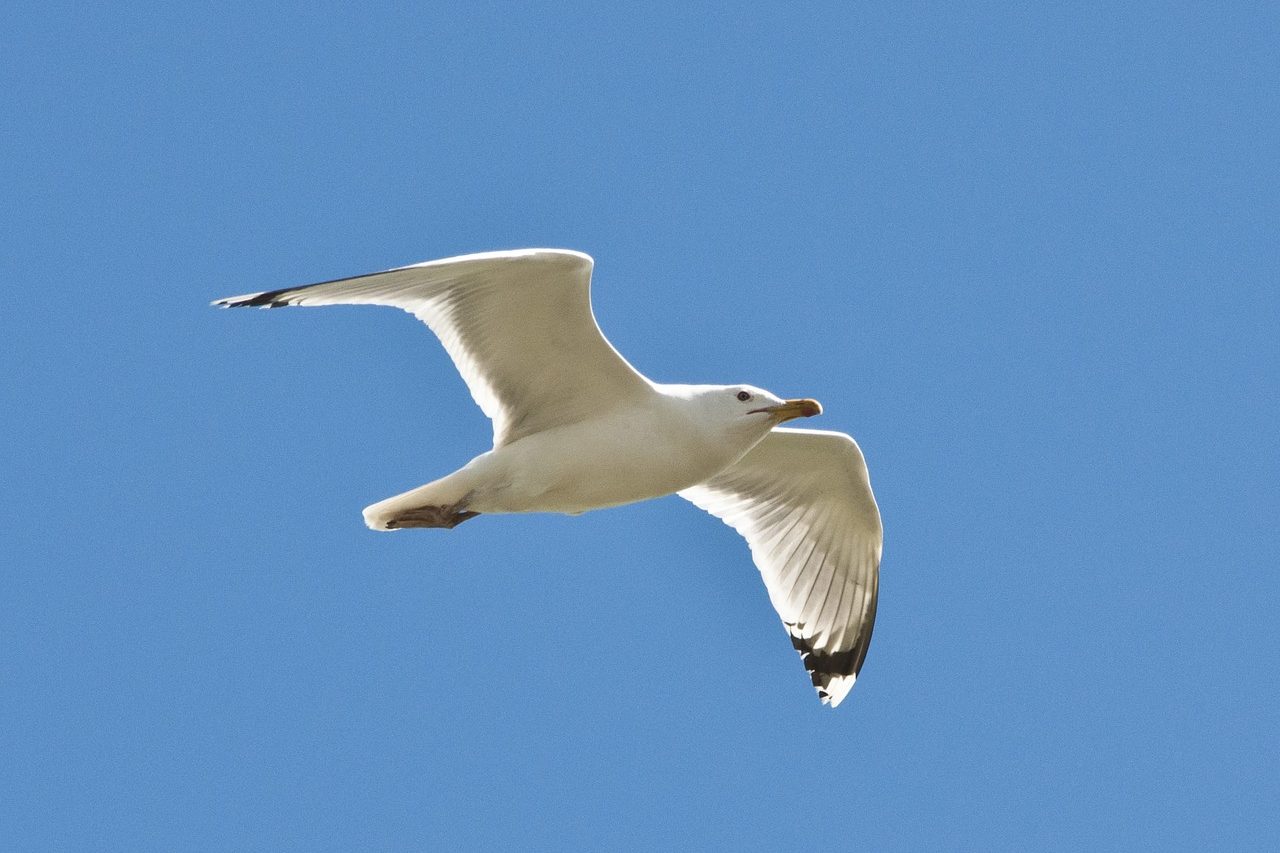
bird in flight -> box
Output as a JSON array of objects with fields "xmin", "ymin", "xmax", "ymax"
[{"xmin": 214, "ymin": 249, "xmax": 882, "ymax": 706}]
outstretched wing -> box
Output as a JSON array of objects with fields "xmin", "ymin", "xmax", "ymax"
[
  {"xmin": 213, "ymin": 249, "xmax": 654, "ymax": 447},
  {"xmin": 680, "ymin": 428, "xmax": 882, "ymax": 707}
]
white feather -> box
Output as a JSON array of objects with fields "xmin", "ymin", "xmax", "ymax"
[{"xmin": 680, "ymin": 428, "xmax": 882, "ymax": 707}]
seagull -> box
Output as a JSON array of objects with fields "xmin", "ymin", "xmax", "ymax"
[{"xmin": 214, "ymin": 249, "xmax": 882, "ymax": 707}]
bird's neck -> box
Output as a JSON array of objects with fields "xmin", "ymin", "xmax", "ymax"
[{"xmin": 656, "ymin": 386, "xmax": 772, "ymax": 469}]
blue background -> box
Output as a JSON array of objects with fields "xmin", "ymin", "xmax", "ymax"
[{"xmin": 4, "ymin": 2, "xmax": 1277, "ymax": 850}]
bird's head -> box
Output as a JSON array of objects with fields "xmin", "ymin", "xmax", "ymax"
[{"xmin": 684, "ymin": 384, "xmax": 822, "ymax": 438}]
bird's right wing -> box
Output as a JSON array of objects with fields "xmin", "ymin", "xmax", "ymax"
[
  {"xmin": 679, "ymin": 428, "xmax": 882, "ymax": 707},
  {"xmin": 213, "ymin": 249, "xmax": 654, "ymax": 447}
]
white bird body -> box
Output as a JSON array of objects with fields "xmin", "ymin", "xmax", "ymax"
[
  {"xmin": 364, "ymin": 383, "xmax": 779, "ymax": 522},
  {"xmin": 215, "ymin": 249, "xmax": 882, "ymax": 707}
]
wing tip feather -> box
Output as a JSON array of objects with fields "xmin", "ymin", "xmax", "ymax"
[
  {"xmin": 789, "ymin": 627, "xmax": 869, "ymax": 709},
  {"xmin": 818, "ymin": 674, "xmax": 857, "ymax": 708},
  {"xmin": 211, "ymin": 288, "xmax": 295, "ymax": 309}
]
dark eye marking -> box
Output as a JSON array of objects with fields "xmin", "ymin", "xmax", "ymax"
[{"xmin": 736, "ymin": 391, "xmax": 752, "ymax": 402}]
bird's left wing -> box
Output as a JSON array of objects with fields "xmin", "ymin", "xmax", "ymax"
[{"xmin": 679, "ymin": 428, "xmax": 882, "ymax": 707}]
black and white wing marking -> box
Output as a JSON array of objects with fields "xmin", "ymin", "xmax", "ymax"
[
  {"xmin": 680, "ymin": 428, "xmax": 882, "ymax": 707},
  {"xmin": 213, "ymin": 249, "xmax": 654, "ymax": 448}
]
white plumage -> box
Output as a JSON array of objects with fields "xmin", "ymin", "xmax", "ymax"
[
  {"xmin": 214, "ymin": 249, "xmax": 882, "ymax": 706},
  {"xmin": 680, "ymin": 429, "xmax": 881, "ymax": 707}
]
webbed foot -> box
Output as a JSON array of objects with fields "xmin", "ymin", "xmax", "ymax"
[{"xmin": 384, "ymin": 503, "xmax": 479, "ymax": 530}]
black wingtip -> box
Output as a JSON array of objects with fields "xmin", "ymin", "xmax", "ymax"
[
  {"xmin": 213, "ymin": 288, "xmax": 294, "ymax": 309},
  {"xmin": 790, "ymin": 634, "xmax": 861, "ymax": 680},
  {"xmin": 787, "ymin": 624, "xmax": 873, "ymax": 684}
]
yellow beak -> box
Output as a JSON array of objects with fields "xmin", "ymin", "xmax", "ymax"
[{"xmin": 751, "ymin": 398, "xmax": 823, "ymax": 422}]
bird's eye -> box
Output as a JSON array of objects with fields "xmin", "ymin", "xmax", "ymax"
[{"xmin": 736, "ymin": 391, "xmax": 752, "ymax": 402}]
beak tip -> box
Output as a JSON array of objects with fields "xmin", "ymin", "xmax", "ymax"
[{"xmin": 757, "ymin": 398, "xmax": 824, "ymax": 421}]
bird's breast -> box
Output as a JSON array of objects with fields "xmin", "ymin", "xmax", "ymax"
[{"xmin": 473, "ymin": 405, "xmax": 748, "ymax": 515}]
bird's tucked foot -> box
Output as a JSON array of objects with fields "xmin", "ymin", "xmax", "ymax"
[{"xmin": 384, "ymin": 504, "xmax": 479, "ymax": 530}]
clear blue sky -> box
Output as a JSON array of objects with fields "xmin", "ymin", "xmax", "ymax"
[{"xmin": 3, "ymin": 2, "xmax": 1277, "ymax": 850}]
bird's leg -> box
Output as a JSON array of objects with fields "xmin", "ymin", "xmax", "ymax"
[{"xmin": 384, "ymin": 500, "xmax": 480, "ymax": 530}]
